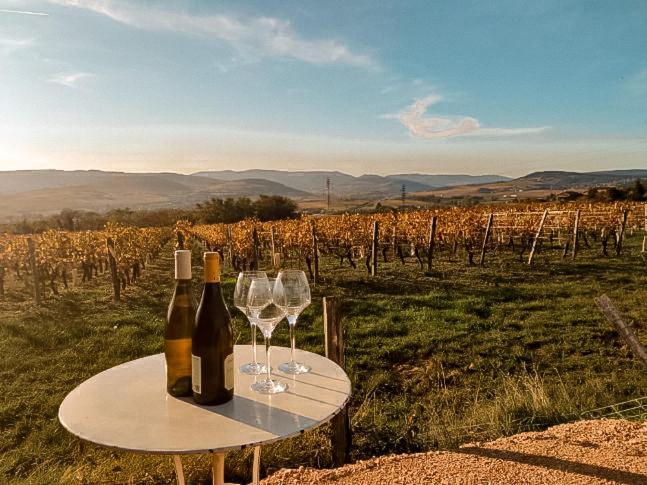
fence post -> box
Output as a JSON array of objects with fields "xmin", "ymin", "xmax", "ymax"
[
  {"xmin": 27, "ymin": 237, "xmax": 42, "ymax": 305},
  {"xmin": 427, "ymin": 216, "xmax": 437, "ymax": 272},
  {"xmin": 106, "ymin": 237, "xmax": 120, "ymax": 303},
  {"xmin": 616, "ymin": 209, "xmax": 628, "ymax": 256},
  {"xmin": 642, "ymin": 204, "xmax": 647, "ymax": 254},
  {"xmin": 528, "ymin": 209, "xmax": 548, "ymax": 265},
  {"xmin": 479, "ymin": 213, "xmax": 493, "ymax": 266},
  {"xmin": 311, "ymin": 222, "xmax": 319, "ymax": 284},
  {"xmin": 323, "ymin": 296, "xmax": 351, "ymax": 466},
  {"xmin": 572, "ymin": 209, "xmax": 581, "ymax": 260},
  {"xmin": 371, "ymin": 221, "xmax": 379, "ymax": 276}
]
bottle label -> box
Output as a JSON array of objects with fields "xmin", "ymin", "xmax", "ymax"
[
  {"xmin": 191, "ymin": 354, "xmax": 201, "ymax": 394},
  {"xmin": 224, "ymin": 353, "xmax": 234, "ymax": 391},
  {"xmin": 165, "ymin": 338, "xmax": 192, "ymax": 382}
]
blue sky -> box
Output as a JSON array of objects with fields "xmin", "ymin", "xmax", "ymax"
[{"xmin": 0, "ymin": 0, "xmax": 646, "ymax": 176}]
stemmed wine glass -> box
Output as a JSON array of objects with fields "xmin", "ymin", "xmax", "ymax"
[
  {"xmin": 234, "ymin": 271, "xmax": 268, "ymax": 375},
  {"xmin": 274, "ymin": 270, "xmax": 311, "ymax": 375},
  {"xmin": 247, "ymin": 278, "xmax": 288, "ymax": 394}
]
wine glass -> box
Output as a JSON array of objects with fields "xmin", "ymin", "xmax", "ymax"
[
  {"xmin": 247, "ymin": 279, "xmax": 288, "ymax": 394},
  {"xmin": 234, "ymin": 271, "xmax": 268, "ymax": 375},
  {"xmin": 274, "ymin": 270, "xmax": 311, "ymax": 374}
]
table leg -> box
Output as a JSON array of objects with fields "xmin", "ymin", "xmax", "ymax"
[
  {"xmin": 172, "ymin": 455, "xmax": 185, "ymax": 485},
  {"xmin": 211, "ymin": 452, "xmax": 226, "ymax": 485},
  {"xmin": 252, "ymin": 446, "xmax": 261, "ymax": 485}
]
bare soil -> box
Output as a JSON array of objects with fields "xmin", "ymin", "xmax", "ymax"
[{"xmin": 263, "ymin": 419, "xmax": 647, "ymax": 484}]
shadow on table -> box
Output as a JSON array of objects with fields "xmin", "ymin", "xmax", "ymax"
[
  {"xmin": 179, "ymin": 395, "xmax": 319, "ymax": 437},
  {"xmin": 458, "ymin": 447, "xmax": 647, "ymax": 485}
]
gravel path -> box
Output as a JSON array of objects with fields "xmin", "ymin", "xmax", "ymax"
[{"xmin": 263, "ymin": 419, "xmax": 647, "ymax": 484}]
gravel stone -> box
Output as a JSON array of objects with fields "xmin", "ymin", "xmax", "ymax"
[{"xmin": 262, "ymin": 419, "xmax": 647, "ymax": 484}]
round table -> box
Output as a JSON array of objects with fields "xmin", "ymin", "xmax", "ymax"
[{"xmin": 59, "ymin": 345, "xmax": 351, "ymax": 484}]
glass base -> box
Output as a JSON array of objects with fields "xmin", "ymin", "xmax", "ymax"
[
  {"xmin": 278, "ymin": 361, "xmax": 311, "ymax": 375},
  {"xmin": 251, "ymin": 378, "xmax": 288, "ymax": 394},
  {"xmin": 239, "ymin": 362, "xmax": 267, "ymax": 375}
]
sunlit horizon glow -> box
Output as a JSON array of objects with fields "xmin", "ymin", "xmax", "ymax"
[{"xmin": 1, "ymin": 0, "xmax": 646, "ymax": 177}]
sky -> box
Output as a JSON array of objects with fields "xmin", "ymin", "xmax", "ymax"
[{"xmin": 0, "ymin": 0, "xmax": 646, "ymax": 177}]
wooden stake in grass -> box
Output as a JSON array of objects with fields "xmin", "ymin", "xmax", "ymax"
[
  {"xmin": 27, "ymin": 237, "xmax": 42, "ymax": 305},
  {"xmin": 311, "ymin": 221, "xmax": 319, "ymax": 284},
  {"xmin": 106, "ymin": 237, "xmax": 120, "ymax": 303},
  {"xmin": 528, "ymin": 209, "xmax": 548, "ymax": 265},
  {"xmin": 323, "ymin": 296, "xmax": 351, "ymax": 466},
  {"xmin": 427, "ymin": 216, "xmax": 437, "ymax": 272},
  {"xmin": 371, "ymin": 221, "xmax": 379, "ymax": 276},
  {"xmin": 616, "ymin": 209, "xmax": 628, "ymax": 256},
  {"xmin": 595, "ymin": 294, "xmax": 647, "ymax": 369},
  {"xmin": 252, "ymin": 226, "xmax": 260, "ymax": 270},
  {"xmin": 270, "ymin": 225, "xmax": 277, "ymax": 270},
  {"xmin": 479, "ymin": 213, "xmax": 493, "ymax": 266},
  {"xmin": 642, "ymin": 204, "xmax": 647, "ymax": 254},
  {"xmin": 572, "ymin": 209, "xmax": 580, "ymax": 260}
]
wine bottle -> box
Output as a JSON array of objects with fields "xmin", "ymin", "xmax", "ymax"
[
  {"xmin": 192, "ymin": 252, "xmax": 234, "ymax": 405},
  {"xmin": 165, "ymin": 249, "xmax": 197, "ymax": 397}
]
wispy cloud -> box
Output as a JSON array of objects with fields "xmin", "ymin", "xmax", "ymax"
[
  {"xmin": 0, "ymin": 37, "xmax": 34, "ymax": 55},
  {"xmin": 47, "ymin": 0, "xmax": 376, "ymax": 68},
  {"xmin": 626, "ymin": 68, "xmax": 647, "ymax": 97},
  {"xmin": 0, "ymin": 9, "xmax": 49, "ymax": 16},
  {"xmin": 384, "ymin": 95, "xmax": 549, "ymax": 139},
  {"xmin": 48, "ymin": 72, "xmax": 94, "ymax": 88}
]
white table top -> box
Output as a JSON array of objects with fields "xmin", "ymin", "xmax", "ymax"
[{"xmin": 58, "ymin": 345, "xmax": 351, "ymax": 454}]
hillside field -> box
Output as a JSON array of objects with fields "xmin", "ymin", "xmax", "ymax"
[{"xmin": 1, "ymin": 236, "xmax": 646, "ymax": 483}]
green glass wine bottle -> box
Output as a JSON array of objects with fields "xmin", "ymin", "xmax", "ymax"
[{"xmin": 192, "ymin": 252, "xmax": 234, "ymax": 405}]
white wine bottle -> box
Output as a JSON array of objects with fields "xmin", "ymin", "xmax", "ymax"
[
  {"xmin": 165, "ymin": 250, "xmax": 197, "ymax": 397},
  {"xmin": 192, "ymin": 252, "xmax": 234, "ymax": 405}
]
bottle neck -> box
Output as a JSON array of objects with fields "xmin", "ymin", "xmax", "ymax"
[{"xmin": 174, "ymin": 279, "xmax": 192, "ymax": 293}]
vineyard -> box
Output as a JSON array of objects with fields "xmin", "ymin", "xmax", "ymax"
[
  {"xmin": 0, "ymin": 223, "xmax": 168, "ymax": 303},
  {"xmin": 180, "ymin": 201, "xmax": 647, "ymax": 280},
  {"xmin": 1, "ymin": 201, "xmax": 646, "ymax": 305}
]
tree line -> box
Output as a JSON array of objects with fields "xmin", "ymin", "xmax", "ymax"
[{"xmin": 1, "ymin": 195, "xmax": 297, "ymax": 234}]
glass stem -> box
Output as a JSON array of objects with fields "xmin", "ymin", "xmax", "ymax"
[
  {"xmin": 251, "ymin": 322, "xmax": 257, "ymax": 365},
  {"xmin": 289, "ymin": 322, "xmax": 296, "ymax": 363},
  {"xmin": 265, "ymin": 335, "xmax": 272, "ymax": 383}
]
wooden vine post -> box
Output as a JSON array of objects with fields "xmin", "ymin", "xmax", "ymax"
[
  {"xmin": 226, "ymin": 226, "xmax": 234, "ymax": 269},
  {"xmin": 371, "ymin": 221, "xmax": 379, "ymax": 276},
  {"xmin": 528, "ymin": 209, "xmax": 548, "ymax": 265},
  {"xmin": 252, "ymin": 226, "xmax": 260, "ymax": 270},
  {"xmin": 27, "ymin": 237, "xmax": 42, "ymax": 305},
  {"xmin": 616, "ymin": 209, "xmax": 628, "ymax": 256},
  {"xmin": 427, "ymin": 216, "xmax": 437, "ymax": 272},
  {"xmin": 311, "ymin": 221, "xmax": 319, "ymax": 284},
  {"xmin": 595, "ymin": 294, "xmax": 647, "ymax": 369},
  {"xmin": 106, "ymin": 237, "xmax": 120, "ymax": 303},
  {"xmin": 270, "ymin": 225, "xmax": 278, "ymax": 270},
  {"xmin": 323, "ymin": 296, "xmax": 351, "ymax": 466},
  {"xmin": 479, "ymin": 213, "xmax": 493, "ymax": 266},
  {"xmin": 572, "ymin": 209, "xmax": 581, "ymax": 260}
]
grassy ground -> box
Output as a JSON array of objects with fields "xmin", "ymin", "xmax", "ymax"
[{"xmin": 1, "ymin": 237, "xmax": 646, "ymax": 484}]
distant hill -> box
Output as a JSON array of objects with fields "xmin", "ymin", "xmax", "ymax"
[
  {"xmin": 193, "ymin": 170, "xmax": 511, "ymax": 196},
  {"xmin": 1, "ymin": 168, "xmax": 643, "ymax": 221},
  {"xmin": 0, "ymin": 170, "xmax": 310, "ymax": 221},
  {"xmin": 410, "ymin": 169, "xmax": 647, "ymax": 200},
  {"xmin": 513, "ymin": 170, "xmax": 647, "ymax": 190}
]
